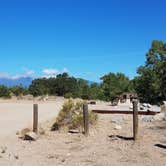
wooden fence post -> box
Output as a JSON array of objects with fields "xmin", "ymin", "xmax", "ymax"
[
  {"xmin": 83, "ymin": 103, "xmax": 89, "ymax": 136},
  {"xmin": 133, "ymin": 100, "xmax": 138, "ymax": 141},
  {"xmin": 33, "ymin": 104, "xmax": 38, "ymax": 133}
]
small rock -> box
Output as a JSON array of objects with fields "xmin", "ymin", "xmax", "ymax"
[
  {"xmin": 61, "ymin": 158, "xmax": 65, "ymax": 162},
  {"xmin": 147, "ymin": 104, "xmax": 152, "ymax": 108},
  {"xmin": 14, "ymin": 154, "xmax": 19, "ymax": 160},
  {"xmin": 65, "ymin": 141, "xmax": 73, "ymax": 144},
  {"xmin": 47, "ymin": 154, "xmax": 59, "ymax": 159},
  {"xmin": 114, "ymin": 125, "xmax": 122, "ymax": 130},
  {"xmin": 19, "ymin": 128, "xmax": 31, "ymax": 139},
  {"xmin": 47, "ymin": 155, "xmax": 54, "ymax": 159},
  {"xmin": 140, "ymin": 106, "xmax": 144, "ymax": 110},
  {"xmin": 142, "ymin": 103, "xmax": 148, "ymax": 107},
  {"xmin": 129, "ymin": 105, "xmax": 133, "ymax": 109},
  {"xmin": 141, "ymin": 116, "xmax": 154, "ymax": 122},
  {"xmin": 1, "ymin": 146, "xmax": 7, "ymax": 154},
  {"xmin": 24, "ymin": 132, "xmax": 39, "ymax": 141}
]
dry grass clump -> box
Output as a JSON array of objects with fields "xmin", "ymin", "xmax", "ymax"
[
  {"xmin": 161, "ymin": 104, "xmax": 166, "ymax": 112},
  {"xmin": 51, "ymin": 99, "xmax": 98, "ymax": 131}
]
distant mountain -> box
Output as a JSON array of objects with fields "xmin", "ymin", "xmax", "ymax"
[{"xmin": 0, "ymin": 77, "xmax": 33, "ymax": 87}]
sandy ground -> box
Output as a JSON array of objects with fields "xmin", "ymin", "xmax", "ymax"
[
  {"xmin": 0, "ymin": 99, "xmax": 63, "ymax": 142},
  {"xmin": 0, "ymin": 99, "xmax": 165, "ymax": 166}
]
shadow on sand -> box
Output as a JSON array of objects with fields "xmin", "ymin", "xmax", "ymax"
[
  {"xmin": 109, "ymin": 135, "xmax": 133, "ymax": 141},
  {"xmin": 154, "ymin": 144, "xmax": 166, "ymax": 149}
]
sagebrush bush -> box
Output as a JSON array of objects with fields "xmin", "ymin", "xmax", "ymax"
[{"xmin": 52, "ymin": 99, "xmax": 98, "ymax": 131}]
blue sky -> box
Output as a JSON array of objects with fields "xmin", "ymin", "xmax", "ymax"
[{"xmin": 0, "ymin": 0, "xmax": 166, "ymax": 81}]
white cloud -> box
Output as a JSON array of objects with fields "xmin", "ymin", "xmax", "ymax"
[
  {"xmin": 0, "ymin": 69, "xmax": 35, "ymax": 79},
  {"xmin": 0, "ymin": 67, "xmax": 69, "ymax": 80},
  {"xmin": 41, "ymin": 68, "xmax": 69, "ymax": 78},
  {"xmin": 42, "ymin": 68, "xmax": 59, "ymax": 77},
  {"xmin": 0, "ymin": 72, "xmax": 10, "ymax": 78},
  {"xmin": 25, "ymin": 70, "xmax": 34, "ymax": 76}
]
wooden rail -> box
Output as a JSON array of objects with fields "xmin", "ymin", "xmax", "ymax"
[{"xmin": 92, "ymin": 110, "xmax": 159, "ymax": 115}]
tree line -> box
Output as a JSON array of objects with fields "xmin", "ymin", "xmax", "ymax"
[
  {"xmin": 0, "ymin": 72, "xmax": 133, "ymax": 101},
  {"xmin": 0, "ymin": 40, "xmax": 165, "ymax": 104}
]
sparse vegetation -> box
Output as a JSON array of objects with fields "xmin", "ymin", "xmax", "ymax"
[
  {"xmin": 51, "ymin": 100, "xmax": 98, "ymax": 131},
  {"xmin": 10, "ymin": 86, "xmax": 28, "ymax": 97},
  {"xmin": 0, "ymin": 85, "xmax": 11, "ymax": 98}
]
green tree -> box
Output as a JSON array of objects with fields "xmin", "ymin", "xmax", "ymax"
[
  {"xmin": 54, "ymin": 73, "xmax": 78, "ymax": 96},
  {"xmin": 76, "ymin": 79, "xmax": 89, "ymax": 98},
  {"xmin": 29, "ymin": 73, "xmax": 80, "ymax": 97},
  {"xmin": 10, "ymin": 86, "xmax": 28, "ymax": 96},
  {"xmin": 133, "ymin": 40, "xmax": 166, "ymax": 104},
  {"xmin": 101, "ymin": 72, "xmax": 131, "ymax": 102},
  {"xmin": 81, "ymin": 84, "xmax": 91, "ymax": 100},
  {"xmin": 0, "ymin": 85, "xmax": 11, "ymax": 98},
  {"xmin": 89, "ymin": 83, "xmax": 105, "ymax": 100},
  {"xmin": 29, "ymin": 78, "xmax": 49, "ymax": 96}
]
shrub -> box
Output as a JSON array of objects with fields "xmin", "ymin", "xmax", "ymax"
[
  {"xmin": 64, "ymin": 92, "xmax": 73, "ymax": 99},
  {"xmin": 10, "ymin": 86, "xmax": 28, "ymax": 97},
  {"xmin": 51, "ymin": 99, "xmax": 98, "ymax": 131},
  {"xmin": 0, "ymin": 85, "xmax": 11, "ymax": 98}
]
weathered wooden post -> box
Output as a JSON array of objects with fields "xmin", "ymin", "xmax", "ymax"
[
  {"xmin": 133, "ymin": 100, "xmax": 138, "ymax": 141},
  {"xmin": 83, "ymin": 103, "xmax": 89, "ymax": 136},
  {"xmin": 33, "ymin": 104, "xmax": 38, "ymax": 133}
]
